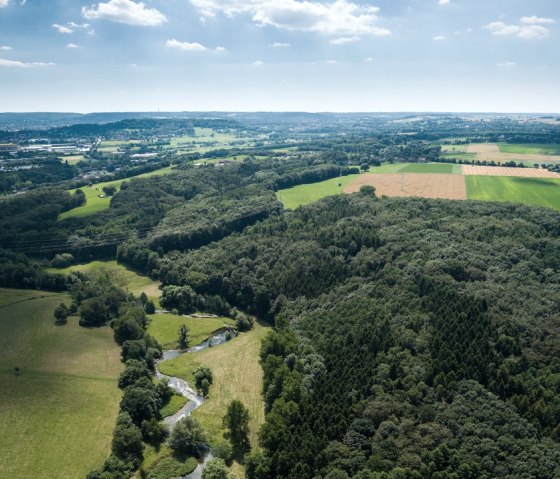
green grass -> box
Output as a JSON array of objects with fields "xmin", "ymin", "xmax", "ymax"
[
  {"xmin": 0, "ymin": 288, "xmax": 122, "ymax": 479},
  {"xmin": 399, "ymin": 163, "xmax": 460, "ymax": 174},
  {"xmin": 140, "ymin": 444, "xmax": 197, "ymax": 479},
  {"xmin": 498, "ymin": 143, "xmax": 560, "ymax": 155},
  {"xmin": 466, "ymin": 176, "xmax": 560, "ymax": 211},
  {"xmin": 442, "ymin": 152, "xmax": 477, "ymax": 161},
  {"xmin": 276, "ymin": 174, "xmax": 360, "ymax": 209},
  {"xmin": 441, "ymin": 144, "xmax": 468, "ymax": 153},
  {"xmin": 158, "ymin": 321, "xmax": 270, "ymax": 448},
  {"xmin": 59, "ymin": 166, "xmax": 175, "ymax": 219},
  {"xmin": 47, "ymin": 260, "xmax": 161, "ymax": 301},
  {"xmin": 147, "ymin": 313, "xmax": 236, "ymax": 349},
  {"xmin": 160, "ymin": 393, "xmax": 189, "ymax": 418}
]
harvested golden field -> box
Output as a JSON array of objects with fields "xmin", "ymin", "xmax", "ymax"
[
  {"xmin": 344, "ymin": 173, "xmax": 467, "ymax": 200},
  {"xmin": 462, "ymin": 165, "xmax": 560, "ymax": 178},
  {"xmin": 467, "ymin": 143, "xmax": 560, "ymax": 164}
]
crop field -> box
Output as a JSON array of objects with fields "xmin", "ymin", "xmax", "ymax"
[
  {"xmin": 467, "ymin": 143, "xmax": 560, "ymax": 165},
  {"xmin": 59, "ymin": 165, "xmax": 175, "ymax": 219},
  {"xmin": 47, "ymin": 260, "xmax": 160, "ymax": 301},
  {"xmin": 462, "ymin": 165, "xmax": 560, "ymax": 178},
  {"xmin": 344, "ymin": 173, "xmax": 467, "ymax": 200},
  {"xmin": 276, "ymin": 174, "xmax": 360, "ymax": 209},
  {"xmin": 147, "ymin": 313, "xmax": 236, "ymax": 349},
  {"xmin": 466, "ymin": 176, "xmax": 560, "ymax": 210},
  {"xmin": 158, "ymin": 321, "xmax": 270, "ymax": 448},
  {"xmin": 0, "ymin": 288, "xmax": 122, "ymax": 479},
  {"xmin": 399, "ymin": 163, "xmax": 461, "ymax": 174},
  {"xmin": 441, "ymin": 152, "xmax": 477, "ymax": 161},
  {"xmin": 441, "ymin": 144, "xmax": 468, "ymax": 153},
  {"xmin": 498, "ymin": 143, "xmax": 560, "ymax": 155}
]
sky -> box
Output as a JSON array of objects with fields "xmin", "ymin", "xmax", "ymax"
[{"xmin": 0, "ymin": 0, "xmax": 559, "ymax": 112}]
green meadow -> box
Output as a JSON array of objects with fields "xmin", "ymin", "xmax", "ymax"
[
  {"xmin": 399, "ymin": 163, "xmax": 461, "ymax": 174},
  {"xmin": 466, "ymin": 176, "xmax": 560, "ymax": 211},
  {"xmin": 0, "ymin": 288, "xmax": 122, "ymax": 479},
  {"xmin": 497, "ymin": 143, "xmax": 560, "ymax": 155},
  {"xmin": 59, "ymin": 166, "xmax": 175, "ymax": 220}
]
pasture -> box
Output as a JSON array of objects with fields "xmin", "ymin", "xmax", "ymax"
[
  {"xmin": 498, "ymin": 143, "xmax": 560, "ymax": 155},
  {"xmin": 0, "ymin": 288, "xmax": 122, "ymax": 479},
  {"xmin": 466, "ymin": 176, "xmax": 560, "ymax": 210},
  {"xmin": 344, "ymin": 173, "xmax": 467, "ymax": 200},
  {"xmin": 47, "ymin": 260, "xmax": 160, "ymax": 301},
  {"xmin": 59, "ymin": 165, "xmax": 175, "ymax": 219},
  {"xmin": 147, "ymin": 313, "xmax": 236, "ymax": 349},
  {"xmin": 441, "ymin": 144, "xmax": 468, "ymax": 153},
  {"xmin": 158, "ymin": 321, "xmax": 270, "ymax": 448},
  {"xmin": 399, "ymin": 163, "xmax": 461, "ymax": 174}
]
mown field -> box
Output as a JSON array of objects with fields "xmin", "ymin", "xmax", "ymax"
[
  {"xmin": 47, "ymin": 260, "xmax": 161, "ymax": 301},
  {"xmin": 59, "ymin": 166, "xmax": 175, "ymax": 219},
  {"xmin": 158, "ymin": 321, "xmax": 270, "ymax": 448},
  {"xmin": 466, "ymin": 176, "xmax": 560, "ymax": 210},
  {"xmin": 0, "ymin": 288, "xmax": 122, "ymax": 479},
  {"xmin": 147, "ymin": 313, "xmax": 236, "ymax": 349}
]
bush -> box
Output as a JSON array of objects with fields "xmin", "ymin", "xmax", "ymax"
[
  {"xmin": 169, "ymin": 416, "xmax": 208, "ymax": 458},
  {"xmin": 51, "ymin": 253, "xmax": 74, "ymax": 268}
]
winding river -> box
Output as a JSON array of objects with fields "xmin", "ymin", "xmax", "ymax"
[{"xmin": 154, "ymin": 331, "xmax": 231, "ymax": 479}]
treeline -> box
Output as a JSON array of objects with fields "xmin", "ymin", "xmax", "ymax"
[{"xmin": 150, "ymin": 195, "xmax": 560, "ymax": 479}]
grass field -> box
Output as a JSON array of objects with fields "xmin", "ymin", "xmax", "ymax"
[
  {"xmin": 441, "ymin": 144, "xmax": 468, "ymax": 153},
  {"xmin": 276, "ymin": 174, "xmax": 360, "ymax": 209},
  {"xmin": 147, "ymin": 313, "xmax": 236, "ymax": 349},
  {"xmin": 61, "ymin": 154, "xmax": 85, "ymax": 165},
  {"xmin": 59, "ymin": 166, "xmax": 175, "ymax": 219},
  {"xmin": 47, "ymin": 260, "xmax": 161, "ymax": 301},
  {"xmin": 466, "ymin": 176, "xmax": 560, "ymax": 210},
  {"xmin": 0, "ymin": 288, "xmax": 122, "ymax": 479},
  {"xmin": 158, "ymin": 321, "xmax": 270, "ymax": 448},
  {"xmin": 498, "ymin": 143, "xmax": 560, "ymax": 155},
  {"xmin": 442, "ymin": 152, "xmax": 477, "ymax": 161},
  {"xmin": 399, "ymin": 163, "xmax": 461, "ymax": 174}
]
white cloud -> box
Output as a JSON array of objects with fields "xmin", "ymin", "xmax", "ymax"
[
  {"xmin": 0, "ymin": 45, "xmax": 12, "ymax": 50},
  {"xmin": 330, "ymin": 36, "xmax": 358, "ymax": 44},
  {"xmin": 485, "ymin": 19, "xmax": 551, "ymax": 39},
  {"xmin": 497, "ymin": 61, "xmax": 516, "ymax": 67},
  {"xmin": 438, "ymin": 0, "xmax": 450, "ymax": 5},
  {"xmin": 0, "ymin": 58, "xmax": 55, "ymax": 68},
  {"xmin": 364, "ymin": 57, "xmax": 373, "ymax": 62},
  {"xmin": 52, "ymin": 22, "xmax": 94, "ymax": 34},
  {"xmin": 83, "ymin": 0, "xmax": 167, "ymax": 26},
  {"xmin": 270, "ymin": 42, "xmax": 291, "ymax": 47},
  {"xmin": 0, "ymin": 0, "xmax": 9, "ymax": 7},
  {"xmin": 189, "ymin": 0, "xmax": 391, "ymax": 37},
  {"xmin": 433, "ymin": 35, "xmax": 446, "ymax": 41},
  {"xmin": 67, "ymin": 43, "xmax": 80, "ymax": 48},
  {"xmin": 166, "ymin": 39, "xmax": 207, "ymax": 51},
  {"xmin": 520, "ymin": 16, "xmax": 555, "ymax": 25},
  {"xmin": 253, "ymin": 60, "xmax": 264, "ymax": 66},
  {"xmin": 215, "ymin": 46, "xmax": 226, "ymax": 52}
]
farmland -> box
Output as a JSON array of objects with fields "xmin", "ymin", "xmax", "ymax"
[
  {"xmin": 158, "ymin": 321, "xmax": 270, "ymax": 448},
  {"xmin": 462, "ymin": 165, "xmax": 560, "ymax": 178},
  {"xmin": 498, "ymin": 143, "xmax": 560, "ymax": 155},
  {"xmin": 0, "ymin": 288, "xmax": 122, "ymax": 479},
  {"xmin": 467, "ymin": 143, "xmax": 560, "ymax": 165},
  {"xmin": 466, "ymin": 176, "xmax": 560, "ymax": 210},
  {"xmin": 147, "ymin": 313, "xmax": 236, "ymax": 349},
  {"xmin": 59, "ymin": 165, "xmax": 175, "ymax": 219}
]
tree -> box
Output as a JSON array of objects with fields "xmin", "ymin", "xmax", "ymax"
[
  {"xmin": 145, "ymin": 300, "xmax": 156, "ymax": 314},
  {"xmin": 103, "ymin": 185, "xmax": 117, "ymax": 196},
  {"xmin": 169, "ymin": 416, "xmax": 208, "ymax": 457},
  {"xmin": 139, "ymin": 292, "xmax": 148, "ymax": 305},
  {"xmin": 245, "ymin": 452, "xmax": 271, "ymax": 479},
  {"xmin": 360, "ymin": 163, "xmax": 370, "ymax": 172},
  {"xmin": 79, "ymin": 297, "xmax": 110, "ymax": 327},
  {"xmin": 178, "ymin": 324, "xmax": 189, "ymax": 350},
  {"xmin": 194, "ymin": 365, "xmax": 213, "ymax": 393},
  {"xmin": 111, "ymin": 413, "xmax": 144, "ymax": 467},
  {"xmin": 223, "ymin": 400, "xmax": 251, "ymax": 457},
  {"xmin": 213, "ymin": 440, "xmax": 233, "ymax": 462},
  {"xmin": 54, "ymin": 303, "xmax": 69, "ymax": 325},
  {"xmin": 359, "ymin": 184, "xmax": 376, "ymax": 196},
  {"xmin": 202, "ymin": 458, "xmax": 229, "ymax": 479}
]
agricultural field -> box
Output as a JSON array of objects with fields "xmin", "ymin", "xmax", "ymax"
[
  {"xmin": 158, "ymin": 321, "xmax": 270, "ymax": 448},
  {"xmin": 0, "ymin": 288, "xmax": 122, "ymax": 479},
  {"xmin": 47, "ymin": 260, "xmax": 160, "ymax": 301},
  {"xmin": 399, "ymin": 163, "xmax": 461, "ymax": 174},
  {"xmin": 276, "ymin": 174, "xmax": 360, "ymax": 209},
  {"xmin": 462, "ymin": 165, "xmax": 560, "ymax": 178},
  {"xmin": 147, "ymin": 313, "xmax": 236, "ymax": 349},
  {"xmin": 59, "ymin": 165, "xmax": 175, "ymax": 219},
  {"xmin": 61, "ymin": 154, "xmax": 85, "ymax": 165},
  {"xmin": 467, "ymin": 143, "xmax": 560, "ymax": 165},
  {"xmin": 498, "ymin": 143, "xmax": 560, "ymax": 155},
  {"xmin": 441, "ymin": 144, "xmax": 468, "ymax": 153},
  {"xmin": 466, "ymin": 176, "xmax": 560, "ymax": 210},
  {"xmin": 344, "ymin": 173, "xmax": 467, "ymax": 200}
]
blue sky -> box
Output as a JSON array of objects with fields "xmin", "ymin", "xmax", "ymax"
[{"xmin": 0, "ymin": 0, "xmax": 558, "ymax": 112}]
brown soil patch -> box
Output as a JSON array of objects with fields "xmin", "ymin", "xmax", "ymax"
[
  {"xmin": 467, "ymin": 143, "xmax": 560, "ymax": 164},
  {"xmin": 344, "ymin": 173, "xmax": 467, "ymax": 200},
  {"xmin": 462, "ymin": 165, "xmax": 560, "ymax": 178}
]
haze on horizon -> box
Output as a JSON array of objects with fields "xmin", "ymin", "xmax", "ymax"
[{"xmin": 0, "ymin": 0, "xmax": 558, "ymax": 113}]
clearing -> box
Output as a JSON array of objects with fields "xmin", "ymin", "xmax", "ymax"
[
  {"xmin": 47, "ymin": 260, "xmax": 160, "ymax": 302},
  {"xmin": 462, "ymin": 165, "xmax": 560, "ymax": 178},
  {"xmin": 344, "ymin": 173, "xmax": 467, "ymax": 200},
  {"xmin": 158, "ymin": 321, "xmax": 270, "ymax": 448},
  {"xmin": 147, "ymin": 313, "xmax": 236, "ymax": 350},
  {"xmin": 59, "ymin": 166, "xmax": 175, "ymax": 220},
  {"xmin": 466, "ymin": 176, "xmax": 560, "ymax": 211},
  {"xmin": 0, "ymin": 288, "xmax": 122, "ymax": 479}
]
